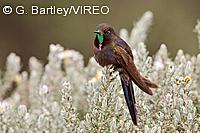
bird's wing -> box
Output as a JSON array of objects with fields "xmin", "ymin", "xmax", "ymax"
[
  {"xmin": 113, "ymin": 45, "xmax": 153, "ymax": 95},
  {"xmin": 115, "ymin": 37, "xmax": 134, "ymax": 59}
]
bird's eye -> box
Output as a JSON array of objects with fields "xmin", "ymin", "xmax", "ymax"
[{"xmin": 105, "ymin": 30, "xmax": 111, "ymax": 35}]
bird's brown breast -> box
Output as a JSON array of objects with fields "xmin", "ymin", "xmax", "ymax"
[{"xmin": 94, "ymin": 45, "xmax": 118, "ymax": 67}]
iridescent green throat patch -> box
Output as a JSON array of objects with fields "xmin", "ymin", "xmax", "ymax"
[{"xmin": 97, "ymin": 34, "xmax": 103, "ymax": 43}]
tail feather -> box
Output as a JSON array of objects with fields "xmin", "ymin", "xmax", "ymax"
[
  {"xmin": 120, "ymin": 77, "xmax": 137, "ymax": 125},
  {"xmin": 142, "ymin": 77, "xmax": 158, "ymax": 88}
]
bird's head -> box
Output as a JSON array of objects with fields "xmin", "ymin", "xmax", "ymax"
[{"xmin": 94, "ymin": 23, "xmax": 116, "ymax": 50}]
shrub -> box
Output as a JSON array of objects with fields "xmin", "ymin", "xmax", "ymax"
[{"xmin": 0, "ymin": 11, "xmax": 199, "ymax": 132}]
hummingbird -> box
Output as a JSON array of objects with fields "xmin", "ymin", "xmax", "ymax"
[{"xmin": 93, "ymin": 23, "xmax": 158, "ymax": 125}]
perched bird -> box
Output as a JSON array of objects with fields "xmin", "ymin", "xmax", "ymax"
[{"xmin": 93, "ymin": 23, "xmax": 158, "ymax": 125}]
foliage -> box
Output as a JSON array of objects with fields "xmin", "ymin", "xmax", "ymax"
[{"xmin": 0, "ymin": 11, "xmax": 200, "ymax": 133}]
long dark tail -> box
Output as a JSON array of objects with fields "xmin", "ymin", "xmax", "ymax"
[{"xmin": 120, "ymin": 77, "xmax": 137, "ymax": 125}]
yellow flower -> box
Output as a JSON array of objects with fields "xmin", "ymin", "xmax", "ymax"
[
  {"xmin": 176, "ymin": 76, "xmax": 191, "ymax": 86},
  {"xmin": 183, "ymin": 75, "xmax": 191, "ymax": 84}
]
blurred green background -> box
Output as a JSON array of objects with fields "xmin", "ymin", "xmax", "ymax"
[{"xmin": 0, "ymin": 0, "xmax": 200, "ymax": 69}]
